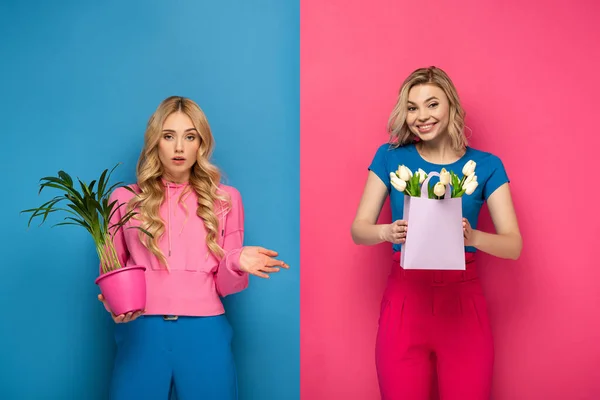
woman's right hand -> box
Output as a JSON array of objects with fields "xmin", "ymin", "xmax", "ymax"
[
  {"xmin": 380, "ymin": 220, "xmax": 408, "ymax": 244},
  {"xmin": 98, "ymin": 294, "xmax": 144, "ymax": 323}
]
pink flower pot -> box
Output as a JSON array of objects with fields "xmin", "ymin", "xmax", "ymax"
[{"xmin": 95, "ymin": 265, "xmax": 147, "ymax": 316}]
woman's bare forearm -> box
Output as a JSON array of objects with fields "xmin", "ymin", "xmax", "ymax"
[
  {"xmin": 351, "ymin": 220, "xmax": 386, "ymax": 246},
  {"xmin": 472, "ymin": 230, "xmax": 522, "ymax": 260}
]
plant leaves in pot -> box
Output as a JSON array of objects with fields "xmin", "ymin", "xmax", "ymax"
[{"xmin": 21, "ymin": 163, "xmax": 152, "ymax": 316}]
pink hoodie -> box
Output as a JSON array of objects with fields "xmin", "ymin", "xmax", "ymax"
[{"xmin": 105, "ymin": 179, "xmax": 249, "ymax": 316}]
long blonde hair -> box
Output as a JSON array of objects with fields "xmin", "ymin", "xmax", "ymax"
[
  {"xmin": 387, "ymin": 66, "xmax": 468, "ymax": 152},
  {"xmin": 130, "ymin": 96, "xmax": 230, "ymax": 267}
]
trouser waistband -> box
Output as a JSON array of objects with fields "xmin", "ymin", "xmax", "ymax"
[{"xmin": 391, "ymin": 252, "xmax": 478, "ymax": 284}]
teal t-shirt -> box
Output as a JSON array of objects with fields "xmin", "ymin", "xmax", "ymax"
[{"xmin": 368, "ymin": 142, "xmax": 509, "ymax": 253}]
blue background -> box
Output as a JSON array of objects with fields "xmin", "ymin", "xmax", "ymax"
[{"xmin": 0, "ymin": 1, "xmax": 299, "ymax": 399}]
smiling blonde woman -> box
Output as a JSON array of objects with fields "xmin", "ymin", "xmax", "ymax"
[{"xmin": 351, "ymin": 67, "xmax": 522, "ymax": 400}]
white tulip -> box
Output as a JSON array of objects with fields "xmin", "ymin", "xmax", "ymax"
[
  {"xmin": 439, "ymin": 168, "xmax": 451, "ymax": 185},
  {"xmin": 390, "ymin": 172, "xmax": 406, "ymax": 192},
  {"xmin": 433, "ymin": 182, "xmax": 446, "ymax": 197},
  {"xmin": 417, "ymin": 168, "xmax": 427, "ymax": 183},
  {"xmin": 464, "ymin": 180, "xmax": 478, "ymax": 195},
  {"xmin": 463, "ymin": 173, "xmax": 477, "ymax": 187},
  {"xmin": 397, "ymin": 165, "xmax": 413, "ymax": 181},
  {"xmin": 462, "ymin": 160, "xmax": 476, "ymax": 176}
]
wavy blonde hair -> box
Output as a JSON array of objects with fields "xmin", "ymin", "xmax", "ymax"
[
  {"xmin": 129, "ymin": 96, "xmax": 230, "ymax": 267},
  {"xmin": 387, "ymin": 66, "xmax": 468, "ymax": 152}
]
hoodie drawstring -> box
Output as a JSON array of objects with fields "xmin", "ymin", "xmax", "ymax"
[{"xmin": 167, "ymin": 183, "xmax": 172, "ymax": 257}]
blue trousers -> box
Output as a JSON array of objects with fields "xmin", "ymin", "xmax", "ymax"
[{"xmin": 109, "ymin": 314, "xmax": 238, "ymax": 400}]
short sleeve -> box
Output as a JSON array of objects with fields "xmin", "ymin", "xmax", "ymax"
[
  {"xmin": 368, "ymin": 144, "xmax": 391, "ymax": 191},
  {"xmin": 483, "ymin": 155, "xmax": 510, "ymax": 200}
]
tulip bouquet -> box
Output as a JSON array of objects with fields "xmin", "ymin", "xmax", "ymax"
[{"xmin": 389, "ymin": 160, "xmax": 478, "ymax": 199}]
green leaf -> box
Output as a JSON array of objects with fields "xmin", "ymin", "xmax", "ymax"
[
  {"xmin": 103, "ymin": 181, "xmax": 127, "ymax": 199},
  {"xmin": 97, "ymin": 168, "xmax": 109, "ymax": 199},
  {"xmin": 78, "ymin": 178, "xmax": 92, "ymax": 198},
  {"xmin": 38, "ymin": 181, "xmax": 65, "ymax": 196},
  {"xmin": 106, "ymin": 162, "xmax": 121, "ymax": 182},
  {"xmin": 52, "ymin": 217, "xmax": 93, "ymax": 234},
  {"xmin": 127, "ymin": 226, "xmax": 154, "ymax": 238},
  {"xmin": 450, "ymin": 171, "xmax": 462, "ymax": 197},
  {"xmin": 21, "ymin": 195, "xmax": 64, "ymax": 214},
  {"xmin": 58, "ymin": 171, "xmax": 73, "ymax": 187},
  {"xmin": 102, "ymin": 163, "xmax": 122, "ymax": 197},
  {"xmin": 120, "ymin": 185, "xmax": 137, "ymax": 195},
  {"xmin": 22, "ymin": 197, "xmax": 65, "ymax": 226},
  {"xmin": 110, "ymin": 209, "xmax": 152, "ymax": 238},
  {"xmin": 65, "ymin": 216, "xmax": 92, "ymax": 230},
  {"xmin": 34, "ymin": 209, "xmax": 59, "ymax": 227},
  {"xmin": 52, "ymin": 222, "xmax": 84, "ymax": 228},
  {"xmin": 111, "ymin": 208, "xmax": 138, "ymax": 228},
  {"xmin": 88, "ymin": 180, "xmax": 97, "ymax": 194},
  {"xmin": 40, "ymin": 203, "xmax": 60, "ymax": 225},
  {"xmin": 410, "ymin": 174, "xmax": 420, "ymax": 197},
  {"xmin": 107, "ymin": 200, "xmax": 126, "ymax": 224},
  {"xmin": 85, "ymin": 195, "xmax": 103, "ymax": 215},
  {"xmin": 38, "ymin": 176, "xmax": 83, "ymax": 201},
  {"xmin": 66, "ymin": 203, "xmax": 94, "ymax": 226}
]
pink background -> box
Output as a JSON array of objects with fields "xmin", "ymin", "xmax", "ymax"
[{"xmin": 301, "ymin": 0, "xmax": 600, "ymax": 399}]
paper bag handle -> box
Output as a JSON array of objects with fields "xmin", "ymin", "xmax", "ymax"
[{"xmin": 420, "ymin": 171, "xmax": 451, "ymax": 199}]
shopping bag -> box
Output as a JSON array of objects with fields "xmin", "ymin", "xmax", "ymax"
[{"xmin": 400, "ymin": 171, "xmax": 466, "ymax": 270}]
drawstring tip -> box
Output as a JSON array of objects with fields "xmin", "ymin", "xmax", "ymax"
[{"xmin": 169, "ymin": 250, "xmax": 171, "ymax": 257}]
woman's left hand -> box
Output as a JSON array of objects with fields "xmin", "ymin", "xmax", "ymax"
[
  {"xmin": 239, "ymin": 246, "xmax": 290, "ymax": 279},
  {"xmin": 463, "ymin": 218, "xmax": 479, "ymax": 247}
]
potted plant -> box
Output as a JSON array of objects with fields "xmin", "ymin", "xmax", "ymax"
[{"xmin": 21, "ymin": 163, "xmax": 151, "ymax": 316}]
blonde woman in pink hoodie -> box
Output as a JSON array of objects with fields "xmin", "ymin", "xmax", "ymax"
[{"xmin": 97, "ymin": 96, "xmax": 288, "ymax": 399}]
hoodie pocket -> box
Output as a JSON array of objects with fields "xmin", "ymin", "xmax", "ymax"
[{"xmin": 183, "ymin": 250, "xmax": 217, "ymax": 273}]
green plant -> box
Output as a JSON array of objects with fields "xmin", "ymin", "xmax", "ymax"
[{"xmin": 21, "ymin": 163, "xmax": 152, "ymax": 275}]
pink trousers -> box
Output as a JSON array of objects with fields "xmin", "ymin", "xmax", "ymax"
[{"xmin": 375, "ymin": 252, "xmax": 494, "ymax": 400}]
